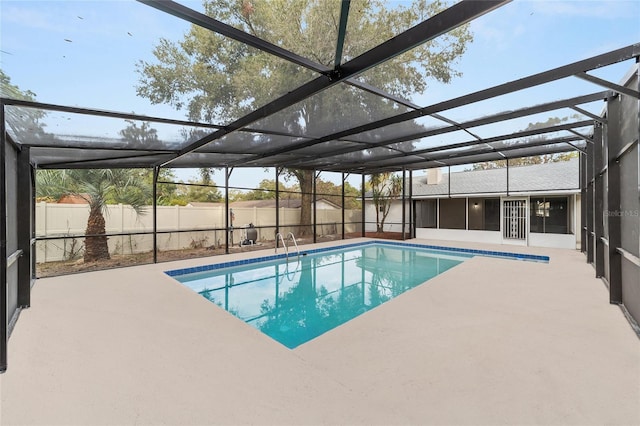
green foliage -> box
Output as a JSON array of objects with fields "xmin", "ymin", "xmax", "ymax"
[
  {"xmin": 119, "ymin": 119, "xmax": 159, "ymax": 149},
  {"xmin": 226, "ymin": 176, "xmax": 361, "ymax": 208},
  {"xmin": 117, "ymin": 120, "xmax": 185, "ymax": 205},
  {"xmin": 370, "ymin": 172, "xmax": 403, "ymax": 232},
  {"xmin": 162, "ymin": 166, "xmax": 225, "ymax": 204},
  {"xmin": 240, "ymin": 179, "xmax": 284, "ymax": 200},
  {"xmin": 137, "ymin": 0, "xmax": 471, "ymax": 124},
  {"xmin": 197, "ymin": 168, "xmax": 215, "ymax": 185},
  {"xmin": 36, "ymin": 169, "xmax": 151, "ymax": 214},
  {"xmin": 152, "ymin": 168, "xmax": 184, "ymax": 205},
  {"xmin": 135, "ymin": 0, "xmax": 472, "ymax": 154},
  {"xmin": 315, "ymin": 178, "xmax": 361, "ymax": 209},
  {"xmin": 36, "ymin": 168, "xmax": 154, "ymax": 261},
  {"xmin": 163, "ymin": 170, "xmax": 223, "ymax": 204},
  {"xmin": 137, "ymin": 1, "xmax": 472, "ymax": 227},
  {"xmin": 0, "ymin": 69, "xmax": 37, "ymax": 100},
  {"xmin": 180, "ymin": 181, "xmax": 224, "ymax": 203}
]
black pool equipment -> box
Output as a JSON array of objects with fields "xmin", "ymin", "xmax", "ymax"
[{"xmin": 241, "ymin": 223, "xmax": 258, "ymax": 246}]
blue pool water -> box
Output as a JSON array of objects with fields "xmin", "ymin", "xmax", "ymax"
[{"xmin": 171, "ymin": 243, "xmax": 471, "ymax": 348}]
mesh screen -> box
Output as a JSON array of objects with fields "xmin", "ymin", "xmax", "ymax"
[
  {"xmin": 196, "ymin": 132, "xmax": 311, "ymax": 155},
  {"xmin": 249, "ymin": 83, "xmax": 412, "ymax": 138},
  {"xmin": 620, "ymin": 144, "xmax": 639, "ymax": 257}
]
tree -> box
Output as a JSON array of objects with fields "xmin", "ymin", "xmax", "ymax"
[
  {"xmin": 180, "ymin": 179, "xmax": 224, "ymax": 203},
  {"xmin": 36, "ymin": 169, "xmax": 151, "ymax": 262},
  {"xmin": 235, "ymin": 178, "xmax": 288, "ymax": 200},
  {"xmin": 370, "ymin": 172, "xmax": 402, "ymax": 233},
  {"xmin": 119, "ymin": 119, "xmax": 159, "ymax": 149},
  {"xmin": 118, "ymin": 120, "xmax": 224, "ymax": 204},
  {"xmin": 177, "ymin": 167, "xmax": 223, "ymax": 203},
  {"xmin": 315, "ymin": 177, "xmax": 361, "ymax": 209},
  {"xmin": 140, "ymin": 167, "xmax": 183, "ymax": 206},
  {"xmin": 0, "ymin": 70, "xmax": 47, "ymax": 143},
  {"xmin": 290, "ymin": 169, "xmax": 314, "ymax": 235},
  {"xmin": 173, "ymin": 168, "xmax": 223, "ymax": 204},
  {"xmin": 118, "ymin": 120, "xmax": 185, "ymax": 205},
  {"xmin": 136, "ymin": 0, "xmax": 472, "ymax": 235}
]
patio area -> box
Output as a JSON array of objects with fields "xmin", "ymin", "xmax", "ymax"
[{"xmin": 1, "ymin": 238, "xmax": 638, "ymax": 425}]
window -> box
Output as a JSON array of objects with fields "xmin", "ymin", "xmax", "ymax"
[
  {"xmin": 415, "ymin": 200, "xmax": 437, "ymax": 228},
  {"xmin": 468, "ymin": 198, "xmax": 500, "ymax": 231},
  {"xmin": 530, "ymin": 197, "xmax": 569, "ymax": 234},
  {"xmin": 484, "ymin": 198, "xmax": 500, "ymax": 231},
  {"xmin": 439, "ymin": 198, "xmax": 466, "ymax": 229}
]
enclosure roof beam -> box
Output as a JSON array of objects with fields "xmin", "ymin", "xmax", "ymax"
[
  {"xmin": 575, "ymin": 72, "xmax": 640, "ymax": 99},
  {"xmin": 270, "ymin": 92, "xmax": 608, "ymax": 167},
  {"xmin": 1, "ymin": 97, "xmax": 223, "ymax": 130},
  {"xmin": 139, "ymin": 0, "xmax": 429, "ymax": 127},
  {"xmin": 429, "ymin": 112, "xmax": 484, "ymax": 141},
  {"xmin": 24, "ymin": 144, "xmax": 177, "ymax": 154},
  {"xmin": 36, "ymin": 152, "xmax": 171, "ymax": 169},
  {"xmin": 161, "ymin": 0, "xmax": 510, "ymax": 167},
  {"xmin": 570, "ymin": 105, "xmax": 607, "ymax": 124},
  {"xmin": 334, "ymin": 1, "xmax": 351, "ymax": 69},
  {"xmin": 138, "ymin": 0, "xmax": 330, "ymax": 74},
  {"xmin": 565, "ymin": 141, "xmax": 587, "ymax": 154},
  {"xmin": 568, "ymin": 129, "xmax": 593, "ymax": 143},
  {"xmin": 405, "ymin": 135, "xmax": 584, "ymax": 162},
  {"xmin": 321, "ymin": 135, "xmax": 584, "ymax": 172},
  {"xmin": 247, "ymin": 43, "xmax": 639, "ymax": 163},
  {"xmin": 370, "ymin": 145, "xmax": 581, "ymax": 172},
  {"xmin": 407, "ymin": 119, "xmax": 593, "ymax": 156},
  {"xmin": 343, "ymin": 79, "xmax": 421, "ymax": 110},
  {"xmin": 330, "ymin": 90, "xmax": 609, "ymax": 152},
  {"xmin": 293, "ymin": 119, "xmax": 594, "ymax": 170},
  {"xmin": 0, "ymin": 97, "xmax": 326, "ymax": 148}
]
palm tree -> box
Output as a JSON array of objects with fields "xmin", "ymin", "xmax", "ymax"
[{"xmin": 36, "ymin": 169, "xmax": 150, "ymax": 262}]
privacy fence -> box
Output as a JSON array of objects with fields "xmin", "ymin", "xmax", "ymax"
[{"xmin": 35, "ymin": 203, "xmax": 362, "ymax": 263}]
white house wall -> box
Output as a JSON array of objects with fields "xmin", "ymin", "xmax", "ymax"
[
  {"xmin": 368, "ymin": 194, "xmax": 579, "ymax": 250},
  {"xmin": 315, "ymin": 200, "xmax": 339, "ymax": 210},
  {"xmin": 365, "ymin": 201, "xmax": 410, "ymax": 233},
  {"xmin": 529, "ymin": 233, "xmax": 577, "ymax": 249},
  {"xmin": 415, "ymin": 228, "xmax": 502, "ymax": 244}
]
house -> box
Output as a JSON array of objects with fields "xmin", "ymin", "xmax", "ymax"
[
  {"xmin": 57, "ymin": 194, "xmax": 90, "ymax": 204},
  {"xmin": 366, "ymin": 159, "xmax": 581, "ymax": 249}
]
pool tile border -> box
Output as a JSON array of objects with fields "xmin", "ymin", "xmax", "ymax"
[{"xmin": 165, "ymin": 240, "xmax": 549, "ymax": 277}]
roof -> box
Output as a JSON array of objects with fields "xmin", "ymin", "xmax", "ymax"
[
  {"xmin": 412, "ymin": 159, "xmax": 579, "ymax": 197},
  {"xmin": 231, "ymin": 199, "xmax": 302, "ymax": 209},
  {"xmin": 2, "ymin": 0, "xmax": 636, "ymax": 173},
  {"xmin": 57, "ymin": 194, "xmax": 90, "ymax": 204}
]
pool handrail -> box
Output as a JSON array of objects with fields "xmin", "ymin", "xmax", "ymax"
[
  {"xmin": 275, "ymin": 233, "xmax": 288, "ymax": 258},
  {"xmin": 275, "ymin": 232, "xmax": 300, "ymax": 262},
  {"xmin": 287, "ymin": 232, "xmax": 300, "ymax": 261}
]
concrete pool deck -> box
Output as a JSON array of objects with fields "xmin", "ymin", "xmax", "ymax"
[{"xmin": 1, "ymin": 238, "xmax": 639, "ymax": 425}]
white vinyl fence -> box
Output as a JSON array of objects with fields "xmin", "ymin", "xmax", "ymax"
[{"xmin": 35, "ymin": 202, "xmax": 361, "ymax": 263}]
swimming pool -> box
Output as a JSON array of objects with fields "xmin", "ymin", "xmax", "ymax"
[{"xmin": 167, "ymin": 241, "xmax": 549, "ymax": 348}]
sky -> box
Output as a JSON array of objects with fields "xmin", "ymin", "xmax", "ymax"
[{"xmin": 1, "ymin": 0, "xmax": 639, "ymax": 188}]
